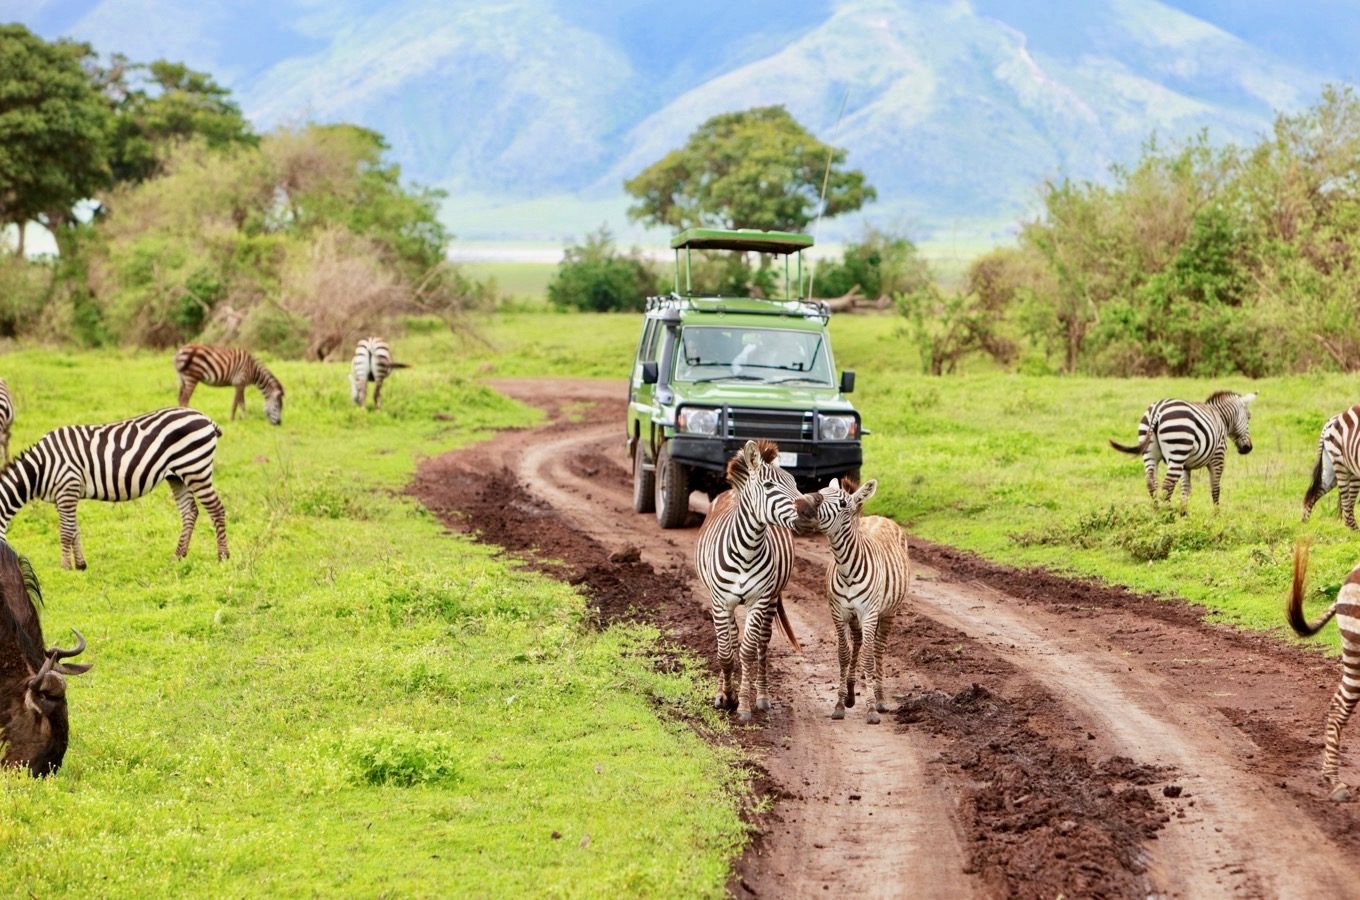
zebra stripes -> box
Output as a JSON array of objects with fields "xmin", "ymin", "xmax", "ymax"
[
  {"xmin": 0, "ymin": 408, "xmax": 229, "ymax": 569},
  {"xmin": 350, "ymin": 338, "xmax": 404, "ymax": 409},
  {"xmin": 1110, "ymin": 390, "xmax": 1256, "ymax": 508},
  {"xmin": 1288, "ymin": 542, "xmax": 1360, "ymax": 802},
  {"xmin": 1303, "ymin": 405, "xmax": 1360, "ymax": 528},
  {"xmin": 695, "ymin": 439, "xmax": 804, "ymax": 721},
  {"xmin": 0, "ymin": 378, "xmax": 13, "ymax": 465},
  {"xmin": 174, "ymin": 345, "xmax": 285, "ymax": 426},
  {"xmin": 797, "ymin": 477, "xmax": 911, "ymax": 724}
]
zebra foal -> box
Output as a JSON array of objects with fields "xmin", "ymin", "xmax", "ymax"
[
  {"xmin": 0, "ymin": 408, "xmax": 229, "ymax": 569},
  {"xmin": 1287, "ymin": 542, "xmax": 1360, "ymax": 802},
  {"xmin": 796, "ymin": 477, "xmax": 911, "ymax": 724},
  {"xmin": 695, "ymin": 439, "xmax": 805, "ymax": 721},
  {"xmin": 174, "ymin": 344, "xmax": 285, "ymax": 425},
  {"xmin": 1109, "ymin": 390, "xmax": 1255, "ymax": 509},
  {"xmin": 1303, "ymin": 405, "xmax": 1360, "ymax": 528},
  {"xmin": 350, "ymin": 338, "xmax": 406, "ymax": 409}
]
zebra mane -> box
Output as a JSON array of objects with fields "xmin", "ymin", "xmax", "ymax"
[
  {"xmin": 839, "ymin": 475, "xmax": 861, "ymax": 494},
  {"xmin": 1204, "ymin": 390, "xmax": 1240, "ymax": 404},
  {"xmin": 725, "ymin": 440, "xmax": 780, "ymax": 488}
]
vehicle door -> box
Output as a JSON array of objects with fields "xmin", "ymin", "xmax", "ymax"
[{"xmin": 629, "ymin": 319, "xmax": 662, "ymax": 456}]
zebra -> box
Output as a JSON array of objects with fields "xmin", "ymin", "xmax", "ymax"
[
  {"xmin": 0, "ymin": 378, "xmax": 13, "ymax": 465},
  {"xmin": 695, "ymin": 439, "xmax": 806, "ymax": 721},
  {"xmin": 0, "ymin": 408, "xmax": 229, "ymax": 569},
  {"xmin": 174, "ymin": 344, "xmax": 284, "ymax": 426},
  {"xmin": 1287, "ymin": 541, "xmax": 1360, "ymax": 802},
  {"xmin": 1303, "ymin": 405, "xmax": 1360, "ymax": 528},
  {"xmin": 796, "ymin": 477, "xmax": 911, "ymax": 724},
  {"xmin": 350, "ymin": 338, "xmax": 407, "ymax": 409},
  {"xmin": 1109, "ymin": 390, "xmax": 1256, "ymax": 508}
]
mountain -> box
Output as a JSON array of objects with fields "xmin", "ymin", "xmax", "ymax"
[{"xmin": 9, "ymin": 0, "xmax": 1356, "ymax": 245}]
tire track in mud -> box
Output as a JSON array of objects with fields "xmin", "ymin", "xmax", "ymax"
[{"xmin": 411, "ymin": 379, "xmax": 1360, "ymax": 898}]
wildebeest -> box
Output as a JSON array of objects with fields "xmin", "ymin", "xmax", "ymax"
[{"xmin": 0, "ymin": 540, "xmax": 90, "ymax": 776}]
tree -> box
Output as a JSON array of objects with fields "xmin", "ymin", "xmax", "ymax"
[
  {"xmin": 0, "ymin": 25, "xmax": 111, "ymax": 254},
  {"xmin": 812, "ymin": 228, "xmax": 931, "ymax": 300},
  {"xmin": 99, "ymin": 56, "xmax": 256, "ymax": 185},
  {"xmin": 624, "ymin": 106, "xmax": 874, "ymax": 232}
]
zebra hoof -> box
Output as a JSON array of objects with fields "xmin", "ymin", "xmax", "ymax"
[
  {"xmin": 867, "ymin": 711, "xmax": 881, "ymax": 725},
  {"xmin": 75, "ymin": 560, "xmax": 87, "ymax": 571},
  {"xmin": 755, "ymin": 698, "xmax": 771, "ymax": 713},
  {"xmin": 713, "ymin": 694, "xmax": 729, "ymax": 710},
  {"xmin": 738, "ymin": 710, "xmax": 753, "ymax": 723},
  {"xmin": 875, "ymin": 701, "xmax": 890, "ymax": 713},
  {"xmin": 1329, "ymin": 782, "xmax": 1353, "ymax": 803},
  {"xmin": 831, "ymin": 706, "xmax": 845, "ymax": 720},
  {"xmin": 844, "ymin": 691, "xmax": 855, "ymax": 709}
]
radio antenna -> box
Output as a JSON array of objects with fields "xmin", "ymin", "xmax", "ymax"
[{"xmin": 806, "ymin": 88, "xmax": 851, "ymax": 299}]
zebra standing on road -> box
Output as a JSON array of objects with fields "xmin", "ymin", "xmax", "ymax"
[
  {"xmin": 174, "ymin": 344, "xmax": 285, "ymax": 425},
  {"xmin": 796, "ymin": 477, "xmax": 911, "ymax": 724},
  {"xmin": 0, "ymin": 408, "xmax": 229, "ymax": 569},
  {"xmin": 1303, "ymin": 405, "xmax": 1360, "ymax": 528},
  {"xmin": 0, "ymin": 378, "xmax": 13, "ymax": 465},
  {"xmin": 1287, "ymin": 542, "xmax": 1360, "ymax": 802},
  {"xmin": 350, "ymin": 338, "xmax": 406, "ymax": 409},
  {"xmin": 695, "ymin": 439, "xmax": 805, "ymax": 721},
  {"xmin": 1109, "ymin": 390, "xmax": 1256, "ymax": 508}
]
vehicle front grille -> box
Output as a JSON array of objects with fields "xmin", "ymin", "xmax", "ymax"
[{"xmin": 725, "ymin": 407, "xmax": 813, "ymax": 443}]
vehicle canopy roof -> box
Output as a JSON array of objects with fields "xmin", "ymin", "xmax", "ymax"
[
  {"xmin": 644, "ymin": 295, "xmax": 830, "ymax": 329},
  {"xmin": 669, "ymin": 228, "xmax": 814, "ymax": 255}
]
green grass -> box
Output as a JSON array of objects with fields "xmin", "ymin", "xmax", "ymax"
[
  {"xmin": 0, "ymin": 346, "xmax": 745, "ymax": 896},
  {"xmin": 461, "ymin": 260, "xmax": 557, "ymax": 307},
  {"xmin": 443, "ymin": 311, "xmax": 1355, "ymax": 637}
]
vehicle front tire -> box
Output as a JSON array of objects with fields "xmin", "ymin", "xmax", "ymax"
[
  {"xmin": 632, "ymin": 444, "xmax": 656, "ymax": 514},
  {"xmin": 654, "ymin": 443, "xmax": 690, "ymax": 529}
]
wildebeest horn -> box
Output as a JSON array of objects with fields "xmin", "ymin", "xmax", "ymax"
[{"xmin": 49, "ymin": 629, "xmax": 90, "ymax": 675}]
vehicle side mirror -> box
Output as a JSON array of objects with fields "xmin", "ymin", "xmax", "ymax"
[
  {"xmin": 642, "ymin": 361, "xmax": 659, "ymax": 385},
  {"xmin": 839, "ymin": 370, "xmax": 855, "ymax": 394}
]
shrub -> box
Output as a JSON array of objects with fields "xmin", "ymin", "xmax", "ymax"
[
  {"xmin": 547, "ymin": 227, "xmax": 658, "ymax": 312},
  {"xmin": 812, "ymin": 228, "xmax": 931, "ymax": 300}
]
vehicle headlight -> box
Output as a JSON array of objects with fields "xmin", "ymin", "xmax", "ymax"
[
  {"xmin": 678, "ymin": 407, "xmax": 720, "ymax": 436},
  {"xmin": 818, "ymin": 413, "xmax": 858, "ymax": 441}
]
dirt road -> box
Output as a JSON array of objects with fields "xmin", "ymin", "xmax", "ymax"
[{"xmin": 411, "ymin": 379, "xmax": 1360, "ymax": 899}]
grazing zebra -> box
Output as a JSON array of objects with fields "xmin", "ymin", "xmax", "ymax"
[
  {"xmin": 1303, "ymin": 406, "xmax": 1360, "ymax": 528},
  {"xmin": 350, "ymin": 338, "xmax": 407, "ymax": 409},
  {"xmin": 1287, "ymin": 542, "xmax": 1360, "ymax": 802},
  {"xmin": 1109, "ymin": 390, "xmax": 1256, "ymax": 508},
  {"xmin": 796, "ymin": 477, "xmax": 911, "ymax": 724},
  {"xmin": 695, "ymin": 439, "xmax": 805, "ymax": 721},
  {"xmin": 174, "ymin": 344, "xmax": 284, "ymax": 426},
  {"xmin": 0, "ymin": 378, "xmax": 13, "ymax": 465},
  {"xmin": 0, "ymin": 408, "xmax": 229, "ymax": 569}
]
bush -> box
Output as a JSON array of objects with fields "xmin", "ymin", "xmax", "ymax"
[
  {"xmin": 812, "ymin": 228, "xmax": 931, "ymax": 300},
  {"xmin": 547, "ymin": 227, "xmax": 657, "ymax": 312}
]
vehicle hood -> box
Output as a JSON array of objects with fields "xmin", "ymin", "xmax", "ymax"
[{"xmin": 671, "ymin": 381, "xmax": 855, "ymax": 411}]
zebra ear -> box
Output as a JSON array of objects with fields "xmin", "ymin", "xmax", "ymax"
[
  {"xmin": 828, "ymin": 478, "xmax": 840, "ymax": 492},
  {"xmin": 741, "ymin": 440, "xmax": 761, "ymax": 469},
  {"xmin": 1242, "ymin": 392, "xmax": 1257, "ymax": 405},
  {"xmin": 852, "ymin": 479, "xmax": 878, "ymax": 507}
]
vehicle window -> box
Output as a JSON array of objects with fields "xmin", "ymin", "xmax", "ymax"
[
  {"xmin": 637, "ymin": 321, "xmax": 660, "ymax": 363},
  {"xmin": 672, "ymin": 327, "xmax": 832, "ymax": 385}
]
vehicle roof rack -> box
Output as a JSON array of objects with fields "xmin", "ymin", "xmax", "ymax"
[
  {"xmin": 670, "ymin": 228, "xmax": 814, "ymax": 255},
  {"xmin": 645, "ymin": 293, "xmax": 830, "ymax": 323}
]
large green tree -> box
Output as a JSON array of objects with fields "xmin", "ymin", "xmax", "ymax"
[
  {"xmin": 624, "ymin": 106, "xmax": 874, "ymax": 232},
  {"xmin": 0, "ymin": 25, "xmax": 111, "ymax": 254},
  {"xmin": 99, "ymin": 56, "xmax": 256, "ymax": 185}
]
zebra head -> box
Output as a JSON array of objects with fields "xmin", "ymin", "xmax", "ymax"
[
  {"xmin": 796, "ymin": 477, "xmax": 878, "ymax": 538},
  {"xmin": 264, "ymin": 387, "xmax": 284, "ymax": 426},
  {"xmin": 1207, "ymin": 390, "xmax": 1255, "ymax": 454},
  {"xmin": 728, "ymin": 440, "xmax": 806, "ymax": 532}
]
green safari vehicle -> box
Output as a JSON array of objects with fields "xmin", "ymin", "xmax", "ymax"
[{"xmin": 627, "ymin": 227, "xmax": 863, "ymax": 528}]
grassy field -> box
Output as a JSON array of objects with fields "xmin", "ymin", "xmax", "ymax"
[
  {"xmin": 441, "ymin": 311, "xmax": 1356, "ymax": 635},
  {"xmin": 0, "ymin": 346, "xmax": 744, "ymax": 896}
]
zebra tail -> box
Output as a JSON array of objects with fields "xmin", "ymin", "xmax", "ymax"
[
  {"xmin": 1108, "ymin": 437, "xmax": 1147, "ymax": 455},
  {"xmin": 1304, "ymin": 447, "xmax": 1328, "ymax": 512},
  {"xmin": 389, "ymin": 362, "xmax": 411, "ymax": 370},
  {"xmin": 774, "ymin": 596, "xmax": 801, "ymax": 653},
  {"xmin": 1287, "ymin": 540, "xmax": 1338, "ymax": 638}
]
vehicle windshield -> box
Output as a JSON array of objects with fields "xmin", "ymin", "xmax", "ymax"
[{"xmin": 672, "ymin": 326, "xmax": 832, "ymax": 385}]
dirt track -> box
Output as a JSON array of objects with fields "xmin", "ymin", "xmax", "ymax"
[{"xmin": 411, "ymin": 379, "xmax": 1360, "ymax": 899}]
